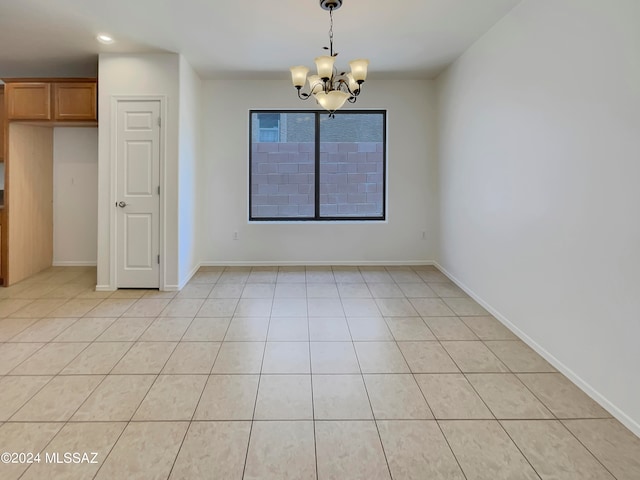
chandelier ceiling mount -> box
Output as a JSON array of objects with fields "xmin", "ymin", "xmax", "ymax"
[{"xmin": 319, "ymin": 0, "xmax": 343, "ymax": 11}]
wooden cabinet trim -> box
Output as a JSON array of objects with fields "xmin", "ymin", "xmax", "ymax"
[{"xmin": 2, "ymin": 77, "xmax": 97, "ymax": 83}]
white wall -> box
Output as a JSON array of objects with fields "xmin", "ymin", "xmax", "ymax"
[
  {"xmin": 178, "ymin": 56, "xmax": 202, "ymax": 286},
  {"xmin": 97, "ymin": 53, "xmax": 180, "ymax": 289},
  {"xmin": 201, "ymin": 78, "xmax": 438, "ymax": 264},
  {"xmin": 436, "ymin": 0, "xmax": 640, "ymax": 433},
  {"xmin": 53, "ymin": 128, "xmax": 98, "ymax": 265}
]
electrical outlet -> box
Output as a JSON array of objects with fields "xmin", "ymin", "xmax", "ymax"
[{"xmin": 233, "ymin": 231, "xmax": 239, "ymax": 240}]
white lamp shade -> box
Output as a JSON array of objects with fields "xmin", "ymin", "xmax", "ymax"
[
  {"xmin": 290, "ymin": 65, "xmax": 310, "ymax": 87},
  {"xmin": 314, "ymin": 90, "xmax": 350, "ymax": 113},
  {"xmin": 346, "ymin": 73, "xmax": 359, "ymax": 93},
  {"xmin": 314, "ymin": 55, "xmax": 335, "ymax": 80},
  {"xmin": 308, "ymin": 74, "xmax": 323, "ymax": 94},
  {"xmin": 349, "ymin": 59, "xmax": 369, "ymax": 82}
]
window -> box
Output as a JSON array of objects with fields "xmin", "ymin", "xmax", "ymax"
[
  {"xmin": 250, "ymin": 110, "xmax": 386, "ymax": 221},
  {"xmin": 256, "ymin": 113, "xmax": 280, "ymax": 142}
]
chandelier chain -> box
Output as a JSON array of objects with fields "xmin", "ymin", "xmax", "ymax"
[{"xmin": 328, "ymin": 7, "xmax": 334, "ymax": 56}]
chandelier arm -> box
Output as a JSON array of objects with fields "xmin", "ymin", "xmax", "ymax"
[
  {"xmin": 334, "ymin": 75, "xmax": 363, "ymax": 97},
  {"xmin": 296, "ymin": 87, "xmax": 314, "ymax": 100}
]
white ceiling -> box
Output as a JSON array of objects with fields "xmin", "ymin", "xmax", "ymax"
[{"xmin": 0, "ymin": 0, "xmax": 520, "ymax": 79}]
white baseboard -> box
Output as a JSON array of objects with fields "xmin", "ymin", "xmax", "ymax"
[
  {"xmin": 52, "ymin": 261, "xmax": 97, "ymax": 267},
  {"xmin": 160, "ymin": 262, "xmax": 202, "ymax": 291},
  {"xmin": 435, "ymin": 262, "xmax": 640, "ymax": 438},
  {"xmin": 94, "ymin": 264, "xmax": 200, "ymax": 293},
  {"xmin": 199, "ymin": 260, "xmax": 435, "ymax": 267},
  {"xmin": 178, "ymin": 262, "xmax": 201, "ymax": 289},
  {"xmin": 95, "ymin": 285, "xmax": 116, "ymax": 292}
]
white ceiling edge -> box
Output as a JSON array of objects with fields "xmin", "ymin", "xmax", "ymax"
[{"xmin": 0, "ymin": 0, "xmax": 521, "ymax": 81}]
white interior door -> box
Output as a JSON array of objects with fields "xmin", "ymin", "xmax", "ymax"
[{"xmin": 115, "ymin": 100, "xmax": 161, "ymax": 288}]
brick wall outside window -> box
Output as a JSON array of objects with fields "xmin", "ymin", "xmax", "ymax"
[{"xmin": 251, "ymin": 141, "xmax": 384, "ymax": 218}]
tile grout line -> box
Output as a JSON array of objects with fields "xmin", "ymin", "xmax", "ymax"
[
  {"xmin": 457, "ymin": 364, "xmax": 545, "ymax": 480},
  {"xmin": 240, "ymin": 267, "xmax": 271, "ymax": 480},
  {"xmin": 0, "ymin": 317, "xmax": 40, "ymax": 341},
  {"xmin": 94, "ymin": 312, "xmax": 183, "ymax": 474},
  {"xmin": 432, "ymin": 418, "xmax": 470, "ymax": 480},
  {"xmin": 391, "ymin": 267, "xmax": 470, "ymax": 480},
  {"xmin": 6, "ymin": 337, "xmax": 98, "ymax": 426},
  {"xmin": 424, "ymin": 329, "xmax": 494, "ymax": 479},
  {"xmin": 8, "ymin": 417, "xmax": 618, "ymax": 424},
  {"xmin": 402, "ymin": 265, "xmax": 473, "ymax": 480},
  {"xmin": 495, "ymin": 420, "xmax": 545, "ymax": 480},
  {"xmin": 163, "ymin": 295, "xmax": 218, "ymax": 480},
  {"xmin": 305, "ymin": 273, "xmax": 320, "ymax": 480},
  {"xmin": 342, "ymin": 273, "xmax": 394, "ymax": 480},
  {"xmin": 503, "ymin": 369, "xmax": 621, "ymax": 480},
  {"xmin": 554, "ymin": 419, "xmax": 621, "ymax": 480},
  {"xmin": 90, "ymin": 418, "xmax": 129, "ymax": 479},
  {"xmin": 108, "ymin": 269, "xmax": 224, "ymax": 479},
  {"xmin": 13, "ymin": 291, "xmax": 135, "ymax": 479},
  {"xmin": 3, "ymin": 309, "xmax": 146, "ymax": 423}
]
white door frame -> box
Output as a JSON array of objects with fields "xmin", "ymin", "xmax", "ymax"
[{"xmin": 109, "ymin": 95, "xmax": 167, "ymax": 290}]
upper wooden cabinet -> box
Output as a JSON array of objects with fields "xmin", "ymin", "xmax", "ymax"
[
  {"xmin": 5, "ymin": 82, "xmax": 51, "ymax": 121},
  {"xmin": 4, "ymin": 79, "xmax": 97, "ymax": 124},
  {"xmin": 53, "ymin": 82, "xmax": 97, "ymax": 121}
]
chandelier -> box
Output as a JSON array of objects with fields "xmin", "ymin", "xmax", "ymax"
[{"xmin": 289, "ymin": 0, "xmax": 369, "ymax": 116}]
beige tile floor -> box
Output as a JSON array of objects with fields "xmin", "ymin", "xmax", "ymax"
[{"xmin": 0, "ymin": 265, "xmax": 639, "ymax": 479}]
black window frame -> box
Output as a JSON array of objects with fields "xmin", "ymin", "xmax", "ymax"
[{"xmin": 249, "ymin": 109, "xmax": 387, "ymax": 222}]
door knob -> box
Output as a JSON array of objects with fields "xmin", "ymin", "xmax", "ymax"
[{"xmin": 118, "ymin": 201, "xmax": 128, "ymax": 208}]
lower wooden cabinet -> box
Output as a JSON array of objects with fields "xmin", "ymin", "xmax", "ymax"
[{"xmin": 0, "ymin": 86, "xmax": 5, "ymax": 161}]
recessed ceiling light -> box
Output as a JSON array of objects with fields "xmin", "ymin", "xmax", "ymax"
[{"xmin": 97, "ymin": 34, "xmax": 114, "ymax": 44}]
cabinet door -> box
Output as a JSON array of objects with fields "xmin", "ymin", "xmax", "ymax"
[
  {"xmin": 53, "ymin": 82, "xmax": 97, "ymax": 121},
  {"xmin": 5, "ymin": 83, "xmax": 51, "ymax": 120}
]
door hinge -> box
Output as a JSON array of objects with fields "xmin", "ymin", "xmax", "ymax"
[
  {"xmin": 157, "ymin": 185, "xmax": 160, "ymax": 195},
  {"xmin": 157, "ymin": 117, "xmax": 161, "ymax": 127},
  {"xmin": 157, "ymin": 255, "xmax": 160, "ymax": 265}
]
